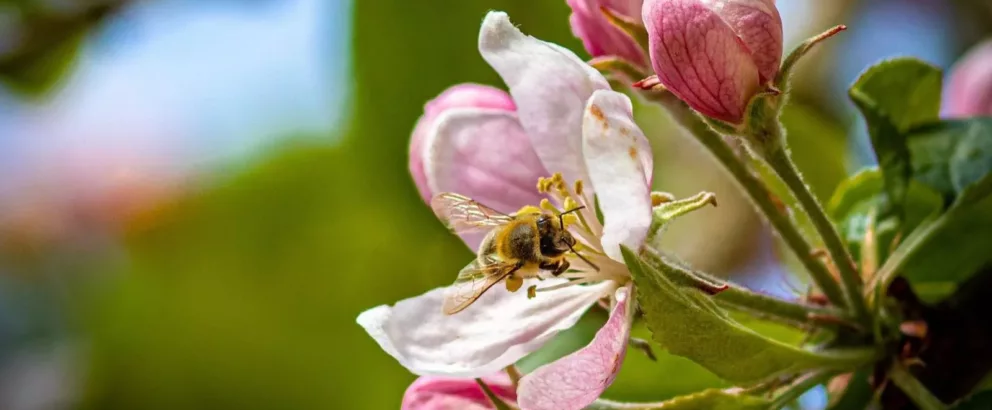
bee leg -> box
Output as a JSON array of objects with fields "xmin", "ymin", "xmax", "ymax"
[{"xmin": 540, "ymin": 260, "xmax": 570, "ymax": 277}]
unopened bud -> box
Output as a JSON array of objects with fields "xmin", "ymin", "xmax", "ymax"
[
  {"xmin": 944, "ymin": 39, "xmax": 992, "ymax": 118},
  {"xmin": 566, "ymin": 0, "xmax": 647, "ymax": 66},
  {"xmin": 642, "ymin": 0, "xmax": 783, "ymax": 124}
]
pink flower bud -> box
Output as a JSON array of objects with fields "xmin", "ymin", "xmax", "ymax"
[
  {"xmin": 944, "ymin": 39, "xmax": 992, "ymax": 118},
  {"xmin": 566, "ymin": 0, "xmax": 646, "ymax": 66},
  {"xmin": 409, "ymin": 84, "xmax": 517, "ymax": 202},
  {"xmin": 642, "ymin": 0, "xmax": 783, "ymax": 123},
  {"xmin": 401, "ymin": 374, "xmax": 516, "ymax": 410}
]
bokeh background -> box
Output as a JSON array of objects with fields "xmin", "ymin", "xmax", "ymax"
[{"xmin": 1, "ymin": 0, "xmax": 990, "ymax": 409}]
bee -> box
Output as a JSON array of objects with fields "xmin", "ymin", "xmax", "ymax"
[{"xmin": 431, "ymin": 192, "xmax": 598, "ymax": 315}]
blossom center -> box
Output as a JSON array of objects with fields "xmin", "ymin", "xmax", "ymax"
[{"xmin": 517, "ymin": 173, "xmax": 631, "ymax": 298}]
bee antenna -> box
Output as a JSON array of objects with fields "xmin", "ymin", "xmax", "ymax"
[
  {"xmin": 558, "ymin": 206, "xmax": 587, "ymax": 229},
  {"xmin": 567, "ymin": 242, "xmax": 599, "ymax": 271}
]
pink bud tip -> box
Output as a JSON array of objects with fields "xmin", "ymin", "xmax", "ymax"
[
  {"xmin": 566, "ymin": 0, "xmax": 647, "ymax": 66},
  {"xmin": 944, "ymin": 39, "xmax": 992, "ymax": 118},
  {"xmin": 642, "ymin": 0, "xmax": 783, "ymax": 123}
]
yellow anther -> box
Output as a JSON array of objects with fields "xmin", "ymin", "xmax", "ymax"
[
  {"xmin": 516, "ymin": 205, "xmax": 542, "ymax": 215},
  {"xmin": 537, "ymin": 177, "xmax": 551, "ymax": 193},
  {"xmin": 527, "ymin": 285, "xmax": 537, "ymax": 299},
  {"xmin": 651, "ymin": 192, "xmax": 676, "ymax": 206},
  {"xmin": 540, "ymin": 198, "xmax": 559, "ymax": 213},
  {"xmin": 574, "ymin": 180, "xmax": 584, "ymax": 196},
  {"xmin": 563, "ymin": 197, "xmax": 580, "ymax": 212},
  {"xmin": 562, "ymin": 213, "xmax": 579, "ymax": 227}
]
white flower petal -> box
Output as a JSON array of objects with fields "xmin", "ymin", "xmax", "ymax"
[
  {"xmin": 423, "ymin": 108, "xmax": 549, "ymax": 249},
  {"xmin": 478, "ymin": 11, "xmax": 611, "ymax": 190},
  {"xmin": 356, "ymin": 279, "xmax": 614, "ymax": 378},
  {"xmin": 581, "ymin": 90, "xmax": 653, "ymax": 261}
]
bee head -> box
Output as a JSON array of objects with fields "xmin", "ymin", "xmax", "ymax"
[
  {"xmin": 537, "ymin": 207, "xmax": 585, "ymax": 255},
  {"xmin": 536, "ymin": 207, "xmax": 600, "ymax": 271}
]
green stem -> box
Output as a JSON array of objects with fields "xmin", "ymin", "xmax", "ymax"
[
  {"xmin": 764, "ymin": 145, "xmax": 871, "ymax": 325},
  {"xmin": 770, "ymin": 370, "xmax": 836, "ymax": 410},
  {"xmin": 641, "ymin": 247, "xmax": 856, "ymax": 329},
  {"xmin": 647, "ymin": 93, "xmax": 848, "ymax": 310},
  {"xmin": 889, "ymin": 363, "xmax": 948, "ymax": 410},
  {"xmin": 868, "ymin": 213, "xmax": 944, "ymax": 301}
]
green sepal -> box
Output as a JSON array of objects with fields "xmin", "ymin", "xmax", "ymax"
[
  {"xmin": 622, "ymin": 246, "xmax": 879, "ymax": 384},
  {"xmin": 647, "ymin": 191, "xmax": 717, "ymax": 244},
  {"xmin": 740, "ymin": 91, "xmax": 783, "ymax": 157},
  {"xmin": 586, "ymin": 389, "xmax": 770, "ymax": 410},
  {"xmin": 776, "ymin": 25, "xmax": 847, "ymax": 92}
]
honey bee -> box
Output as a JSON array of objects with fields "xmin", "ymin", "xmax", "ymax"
[{"xmin": 431, "ymin": 192, "xmax": 598, "ymax": 315}]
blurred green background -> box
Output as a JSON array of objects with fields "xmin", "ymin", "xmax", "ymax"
[{"xmin": 1, "ymin": 0, "xmax": 991, "ymax": 409}]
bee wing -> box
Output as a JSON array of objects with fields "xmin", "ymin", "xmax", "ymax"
[
  {"xmin": 442, "ymin": 261, "xmax": 518, "ymax": 315},
  {"xmin": 431, "ymin": 193, "xmax": 514, "ymax": 235}
]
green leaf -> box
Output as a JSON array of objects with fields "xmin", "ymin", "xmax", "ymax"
[
  {"xmin": 906, "ymin": 119, "xmax": 992, "ymax": 199},
  {"xmin": 827, "ymin": 168, "xmax": 942, "ymax": 264},
  {"xmin": 848, "ymin": 58, "xmax": 942, "ymax": 209},
  {"xmin": 587, "ymin": 389, "xmax": 770, "ymax": 410},
  {"xmin": 880, "ymin": 174, "xmax": 992, "ymax": 301},
  {"xmin": 621, "ymin": 246, "xmax": 876, "ymax": 384},
  {"xmin": 867, "ymin": 117, "xmax": 992, "ymax": 300},
  {"xmin": 849, "ymin": 58, "xmax": 942, "ymax": 132}
]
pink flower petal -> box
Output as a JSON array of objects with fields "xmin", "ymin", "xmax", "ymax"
[
  {"xmin": 581, "ymin": 90, "xmax": 653, "ymax": 262},
  {"xmin": 410, "ymin": 84, "xmax": 518, "ymax": 203},
  {"xmin": 944, "ymin": 39, "xmax": 992, "ymax": 118},
  {"xmin": 479, "ymin": 11, "xmax": 611, "ymax": 191},
  {"xmin": 517, "ymin": 285, "xmax": 635, "ymax": 410},
  {"xmin": 422, "ymin": 108, "xmax": 549, "ymax": 249},
  {"xmin": 356, "ymin": 279, "xmax": 614, "ymax": 378},
  {"xmin": 643, "ymin": 0, "xmax": 762, "ymax": 123},
  {"xmin": 402, "ymin": 374, "xmax": 517, "ymax": 410},
  {"xmin": 705, "ymin": 0, "xmax": 783, "ymax": 83},
  {"xmin": 566, "ymin": 0, "xmax": 647, "ymax": 66}
]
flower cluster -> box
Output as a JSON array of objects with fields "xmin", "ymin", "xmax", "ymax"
[
  {"xmin": 359, "ymin": 2, "xmax": 789, "ymax": 409},
  {"xmin": 354, "ymin": 0, "xmax": 992, "ymax": 408},
  {"xmin": 359, "ymin": 11, "xmax": 654, "ymax": 410}
]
